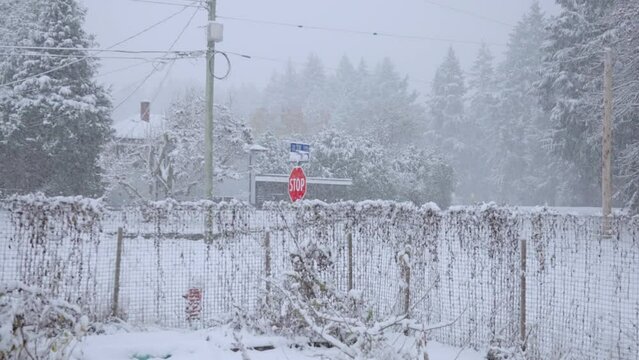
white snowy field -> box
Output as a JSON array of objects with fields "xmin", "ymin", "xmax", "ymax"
[{"xmin": 70, "ymin": 326, "xmax": 485, "ymax": 360}]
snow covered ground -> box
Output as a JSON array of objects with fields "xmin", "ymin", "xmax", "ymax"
[{"xmin": 71, "ymin": 326, "xmax": 485, "ymax": 360}]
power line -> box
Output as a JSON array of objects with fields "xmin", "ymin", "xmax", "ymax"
[
  {"xmin": 115, "ymin": 1, "xmax": 201, "ymax": 111},
  {"xmin": 0, "ymin": 4, "xmax": 191, "ymax": 88},
  {"xmin": 112, "ymin": 61, "xmax": 167, "ymax": 111},
  {"xmin": 151, "ymin": 6, "xmax": 201, "ymax": 102},
  {"xmin": 421, "ymin": 0, "xmax": 513, "ymax": 28},
  {"xmin": 219, "ymin": 49, "xmax": 433, "ymax": 86},
  {"xmin": 97, "ymin": 61, "xmax": 155, "ymax": 78},
  {"xmin": 0, "ymin": 45, "xmax": 204, "ymax": 56},
  {"xmin": 0, "ymin": 52, "xmax": 199, "ymax": 61},
  {"xmin": 106, "ymin": 4, "xmax": 192, "ymax": 48},
  {"xmin": 126, "ymin": 0, "xmax": 513, "ymax": 29},
  {"xmin": 128, "ymin": 0, "xmax": 203, "ymax": 8},
  {"xmin": 1, "ymin": 2, "xmax": 198, "ymax": 134},
  {"xmin": 217, "ymin": 15, "xmax": 505, "ymax": 46}
]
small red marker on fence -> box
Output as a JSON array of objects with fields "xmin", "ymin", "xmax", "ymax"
[{"xmin": 184, "ymin": 288, "xmax": 202, "ymax": 321}]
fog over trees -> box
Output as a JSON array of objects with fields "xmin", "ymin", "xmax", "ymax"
[{"xmin": 0, "ymin": 0, "xmax": 637, "ymax": 213}]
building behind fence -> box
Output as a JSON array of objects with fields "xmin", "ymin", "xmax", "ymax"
[{"xmin": 1, "ymin": 196, "xmax": 638, "ymax": 359}]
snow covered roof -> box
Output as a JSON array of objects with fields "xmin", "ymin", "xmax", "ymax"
[{"xmin": 112, "ymin": 113, "xmax": 168, "ymax": 140}]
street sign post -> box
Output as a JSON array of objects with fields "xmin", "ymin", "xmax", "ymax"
[{"xmin": 288, "ymin": 166, "xmax": 307, "ymax": 202}]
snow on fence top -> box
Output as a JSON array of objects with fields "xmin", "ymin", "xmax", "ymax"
[{"xmin": 6, "ymin": 193, "xmax": 104, "ymax": 233}]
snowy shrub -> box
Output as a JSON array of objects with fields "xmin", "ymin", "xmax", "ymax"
[
  {"xmin": 0, "ymin": 283, "xmax": 89, "ymax": 360},
  {"xmin": 257, "ymin": 202, "xmax": 451, "ymax": 359},
  {"xmin": 485, "ymin": 337, "xmax": 525, "ymax": 360}
]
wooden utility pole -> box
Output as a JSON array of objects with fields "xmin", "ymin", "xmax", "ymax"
[
  {"xmin": 602, "ymin": 48, "xmax": 613, "ymax": 236},
  {"xmin": 205, "ymin": 0, "xmax": 217, "ymax": 200}
]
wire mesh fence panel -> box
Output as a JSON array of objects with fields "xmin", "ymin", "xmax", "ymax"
[
  {"xmin": 109, "ymin": 205, "xmax": 265, "ymax": 328},
  {"xmin": 417, "ymin": 209, "xmax": 522, "ymax": 349},
  {"xmin": 1, "ymin": 197, "xmax": 638, "ymax": 360},
  {"xmin": 0, "ymin": 197, "xmax": 114, "ymax": 320},
  {"xmin": 352, "ymin": 216, "xmax": 404, "ymax": 318},
  {"xmin": 526, "ymin": 215, "xmax": 639, "ymax": 360}
]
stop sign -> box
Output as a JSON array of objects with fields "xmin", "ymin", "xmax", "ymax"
[{"xmin": 288, "ymin": 166, "xmax": 307, "ymax": 202}]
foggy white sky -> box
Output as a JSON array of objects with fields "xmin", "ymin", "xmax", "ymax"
[{"xmin": 82, "ymin": 0, "xmax": 559, "ymax": 120}]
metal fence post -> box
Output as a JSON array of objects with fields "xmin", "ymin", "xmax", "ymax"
[
  {"xmin": 264, "ymin": 231, "xmax": 271, "ymax": 302},
  {"xmin": 347, "ymin": 231, "xmax": 353, "ymax": 292},
  {"xmin": 519, "ymin": 238, "xmax": 527, "ymax": 350},
  {"xmin": 112, "ymin": 227, "xmax": 124, "ymax": 317}
]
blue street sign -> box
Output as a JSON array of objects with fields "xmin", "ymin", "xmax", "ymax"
[
  {"xmin": 290, "ymin": 143, "xmax": 310, "ymax": 153},
  {"xmin": 289, "ymin": 142, "xmax": 310, "ymax": 162}
]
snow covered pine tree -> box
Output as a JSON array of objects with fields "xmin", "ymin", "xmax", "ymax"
[{"xmin": 0, "ymin": 0, "xmax": 112, "ymax": 196}]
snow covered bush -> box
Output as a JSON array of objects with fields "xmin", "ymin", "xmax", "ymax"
[
  {"xmin": 485, "ymin": 337, "xmax": 525, "ymax": 360},
  {"xmin": 257, "ymin": 202, "xmax": 451, "ymax": 359},
  {"xmin": 0, "ymin": 283, "xmax": 89, "ymax": 360},
  {"xmin": 262, "ymin": 237, "xmax": 433, "ymax": 359}
]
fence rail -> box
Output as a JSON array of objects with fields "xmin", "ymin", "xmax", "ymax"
[{"xmin": 1, "ymin": 197, "xmax": 638, "ymax": 360}]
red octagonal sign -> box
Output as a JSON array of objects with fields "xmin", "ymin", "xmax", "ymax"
[{"xmin": 288, "ymin": 166, "xmax": 307, "ymax": 202}]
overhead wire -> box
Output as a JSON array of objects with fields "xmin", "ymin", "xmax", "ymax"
[
  {"xmin": 216, "ymin": 15, "xmax": 505, "ymax": 47},
  {"xmin": 129, "ymin": 0, "xmax": 203, "ymax": 7},
  {"xmin": 0, "ymin": 52, "xmax": 199, "ymax": 61},
  {"xmin": 115, "ymin": 0, "xmax": 201, "ymax": 111},
  {"xmin": 421, "ymin": 0, "xmax": 513, "ymax": 28},
  {"xmin": 126, "ymin": 0, "xmax": 513, "ymax": 30},
  {"xmin": 0, "ymin": 45, "xmax": 204, "ymax": 56},
  {"xmin": 0, "ymin": 4, "xmax": 191, "ymax": 88},
  {"xmin": 150, "ymin": 5, "xmax": 201, "ymax": 102},
  {"xmin": 123, "ymin": 0, "xmax": 507, "ymax": 47},
  {"xmin": 97, "ymin": 60, "xmax": 156, "ymax": 79},
  {"xmin": 218, "ymin": 48, "xmax": 434, "ymax": 86},
  {"xmin": 1, "ymin": 1, "xmax": 198, "ymax": 134}
]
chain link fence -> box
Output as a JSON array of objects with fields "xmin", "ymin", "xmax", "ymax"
[{"xmin": 1, "ymin": 196, "xmax": 637, "ymax": 359}]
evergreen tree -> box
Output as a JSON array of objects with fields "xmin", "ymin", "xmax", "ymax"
[
  {"xmin": 491, "ymin": 1, "xmax": 552, "ymax": 205},
  {"xmin": 428, "ymin": 48, "xmax": 465, "ymax": 145},
  {"xmin": 365, "ymin": 58, "xmax": 424, "ymax": 145},
  {"xmin": 261, "ymin": 60, "xmax": 306, "ymax": 135},
  {"xmin": 540, "ymin": 0, "xmax": 639, "ymax": 212},
  {"xmin": 0, "ymin": 0, "xmax": 112, "ymax": 196},
  {"xmin": 300, "ymin": 54, "xmax": 330, "ymax": 130},
  {"xmin": 466, "ymin": 43, "xmax": 498, "ymax": 202},
  {"xmin": 257, "ymin": 56, "xmax": 424, "ymax": 147},
  {"xmin": 254, "ymin": 131, "xmax": 290, "ymax": 175},
  {"xmin": 539, "ymin": 0, "xmax": 615, "ymax": 206},
  {"xmin": 610, "ymin": 0, "xmax": 639, "ymax": 213},
  {"xmin": 427, "ymin": 47, "xmax": 468, "ymax": 202},
  {"xmin": 328, "ymin": 56, "xmax": 360, "ymax": 129},
  {"xmin": 307, "ymin": 128, "xmax": 395, "ymax": 201},
  {"xmin": 392, "ymin": 146, "xmax": 454, "ymax": 207}
]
